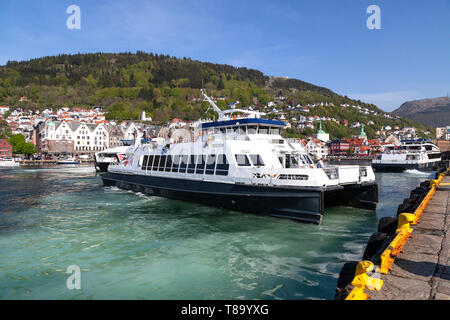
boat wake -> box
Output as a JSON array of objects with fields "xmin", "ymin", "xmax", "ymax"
[
  {"xmin": 16, "ymin": 166, "xmax": 96, "ymax": 173},
  {"xmin": 403, "ymin": 169, "xmax": 431, "ymax": 175}
]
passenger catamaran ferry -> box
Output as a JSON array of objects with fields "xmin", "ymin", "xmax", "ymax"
[
  {"xmin": 372, "ymin": 139, "xmax": 441, "ymax": 172},
  {"xmin": 102, "ymin": 90, "xmax": 378, "ymax": 224}
]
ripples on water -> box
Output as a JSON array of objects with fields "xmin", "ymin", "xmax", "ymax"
[{"xmin": 0, "ymin": 166, "xmax": 435, "ymax": 299}]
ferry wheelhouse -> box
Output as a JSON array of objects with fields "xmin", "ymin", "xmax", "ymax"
[
  {"xmin": 372, "ymin": 139, "xmax": 441, "ymax": 172},
  {"xmin": 101, "ymin": 91, "xmax": 378, "ymax": 224}
]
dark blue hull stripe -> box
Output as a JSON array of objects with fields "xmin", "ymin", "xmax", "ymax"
[
  {"xmin": 101, "ymin": 172, "xmax": 378, "ymax": 224},
  {"xmin": 372, "ymin": 161, "xmax": 440, "ymax": 172}
]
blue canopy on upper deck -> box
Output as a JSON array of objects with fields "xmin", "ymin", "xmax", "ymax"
[
  {"xmin": 200, "ymin": 118, "xmax": 286, "ymax": 129},
  {"xmin": 401, "ymin": 139, "xmax": 431, "ymax": 143}
]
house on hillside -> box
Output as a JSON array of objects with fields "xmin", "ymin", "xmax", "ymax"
[
  {"xmin": 384, "ymin": 134, "xmax": 401, "ymax": 146},
  {"xmin": 0, "ymin": 106, "xmax": 10, "ymax": 115},
  {"xmin": 306, "ymin": 139, "xmax": 328, "ymax": 160}
]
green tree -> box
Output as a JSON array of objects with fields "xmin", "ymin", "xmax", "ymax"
[
  {"xmin": 217, "ymin": 77, "xmax": 225, "ymax": 90},
  {"xmin": 8, "ymin": 134, "xmax": 36, "ymax": 155}
]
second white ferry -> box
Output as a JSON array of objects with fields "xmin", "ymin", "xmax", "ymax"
[
  {"xmin": 101, "ymin": 91, "xmax": 378, "ymax": 224},
  {"xmin": 94, "ymin": 145, "xmax": 130, "ymax": 172},
  {"xmin": 372, "ymin": 139, "xmax": 441, "ymax": 172}
]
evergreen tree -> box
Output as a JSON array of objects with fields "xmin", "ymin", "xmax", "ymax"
[{"xmin": 217, "ymin": 77, "xmax": 225, "ymax": 90}]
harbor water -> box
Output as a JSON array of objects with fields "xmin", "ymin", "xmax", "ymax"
[{"xmin": 0, "ymin": 166, "xmax": 435, "ymax": 299}]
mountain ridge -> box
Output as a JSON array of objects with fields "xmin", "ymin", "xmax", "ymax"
[{"xmin": 392, "ymin": 96, "xmax": 450, "ymax": 127}]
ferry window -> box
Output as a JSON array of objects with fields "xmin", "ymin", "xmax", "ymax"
[
  {"xmin": 258, "ymin": 126, "xmax": 268, "ymax": 134},
  {"xmin": 290, "ymin": 155, "xmax": 301, "ymax": 168},
  {"xmin": 195, "ymin": 155, "xmax": 206, "ymax": 174},
  {"xmin": 278, "ymin": 156, "xmax": 284, "ymax": 167},
  {"xmin": 219, "ymin": 128, "xmax": 226, "ymax": 134},
  {"xmin": 187, "ymin": 155, "xmax": 196, "ymax": 174},
  {"xmin": 247, "ymin": 126, "xmax": 257, "ymax": 134},
  {"xmin": 235, "ymin": 154, "xmax": 251, "ymax": 167},
  {"xmin": 226, "ymin": 127, "xmax": 234, "ymax": 134},
  {"xmin": 165, "ymin": 156, "xmax": 172, "ymax": 172},
  {"xmin": 205, "ymin": 154, "xmax": 216, "ymax": 175},
  {"xmin": 216, "ymin": 154, "xmax": 229, "ymax": 176},
  {"xmin": 249, "ymin": 154, "xmax": 265, "ymax": 166},
  {"xmin": 146, "ymin": 155, "xmax": 152, "ymax": 170},
  {"xmin": 270, "ymin": 128, "xmax": 280, "ymax": 135},
  {"xmin": 302, "ymin": 154, "xmax": 313, "ymax": 165},
  {"xmin": 179, "ymin": 155, "xmax": 188, "ymax": 173},
  {"xmin": 428, "ymin": 153, "xmax": 441, "ymax": 159},
  {"xmin": 172, "ymin": 155, "xmax": 181, "ymax": 172},
  {"xmin": 161, "ymin": 156, "xmax": 169, "ymax": 171},
  {"xmin": 153, "ymin": 155, "xmax": 161, "ymax": 171},
  {"xmin": 147, "ymin": 155, "xmax": 154, "ymax": 170},
  {"xmin": 142, "ymin": 156, "xmax": 148, "ymax": 170}
]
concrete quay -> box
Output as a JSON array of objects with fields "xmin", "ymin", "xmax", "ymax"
[
  {"xmin": 370, "ymin": 176, "xmax": 450, "ymax": 300},
  {"xmin": 19, "ymin": 159, "xmax": 94, "ymax": 165}
]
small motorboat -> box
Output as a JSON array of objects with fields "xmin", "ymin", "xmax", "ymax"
[
  {"xmin": 57, "ymin": 157, "xmax": 80, "ymax": 165},
  {"xmin": 0, "ymin": 157, "xmax": 20, "ymax": 167}
]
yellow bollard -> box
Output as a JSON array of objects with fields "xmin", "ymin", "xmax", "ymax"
[
  {"xmin": 345, "ymin": 287, "xmax": 370, "ymax": 300},
  {"xmin": 397, "ymin": 213, "xmax": 416, "ymax": 231},
  {"xmin": 430, "ymin": 179, "xmax": 438, "ymax": 189},
  {"xmin": 351, "ymin": 261, "xmax": 383, "ymax": 291}
]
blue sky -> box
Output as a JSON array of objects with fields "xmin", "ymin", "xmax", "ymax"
[{"xmin": 0, "ymin": 0, "xmax": 449, "ymax": 111}]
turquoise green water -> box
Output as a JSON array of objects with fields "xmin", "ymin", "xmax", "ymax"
[{"xmin": 0, "ymin": 167, "xmax": 435, "ymax": 299}]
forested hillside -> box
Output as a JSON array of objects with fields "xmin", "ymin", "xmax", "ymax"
[{"xmin": 0, "ymin": 52, "xmax": 432, "ymax": 139}]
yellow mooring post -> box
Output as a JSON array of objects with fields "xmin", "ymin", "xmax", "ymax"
[{"xmin": 345, "ymin": 261, "xmax": 383, "ymax": 300}]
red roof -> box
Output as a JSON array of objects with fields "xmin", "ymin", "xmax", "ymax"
[{"xmin": 343, "ymin": 138, "xmax": 365, "ymax": 146}]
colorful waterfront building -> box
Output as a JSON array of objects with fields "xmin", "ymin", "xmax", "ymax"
[
  {"xmin": 328, "ymin": 139, "xmax": 350, "ymax": 155},
  {"xmin": 0, "ymin": 139, "xmax": 13, "ymax": 158}
]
